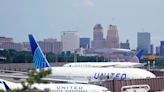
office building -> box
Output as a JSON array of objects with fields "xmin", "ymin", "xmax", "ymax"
[
  {"xmin": 93, "ymin": 24, "xmax": 104, "ymax": 40},
  {"xmin": 22, "ymin": 42, "xmax": 30, "ymax": 51},
  {"xmin": 44, "ymin": 38, "xmax": 57, "ymax": 43},
  {"xmin": 0, "ymin": 42, "xmax": 22, "ymax": 51},
  {"xmin": 150, "ymin": 44, "xmax": 154, "ymax": 54},
  {"xmin": 160, "ymin": 41, "xmax": 164, "ymax": 56},
  {"xmin": 0, "ymin": 37, "xmax": 13, "ymax": 44},
  {"xmin": 106, "ymin": 25, "xmax": 119, "ymax": 48},
  {"xmin": 120, "ymin": 40, "xmax": 130, "ymax": 49},
  {"xmin": 61, "ymin": 31, "xmax": 79, "ymax": 52},
  {"xmin": 137, "ymin": 32, "xmax": 151, "ymax": 54},
  {"xmin": 80, "ymin": 38, "xmax": 90, "ymax": 49},
  {"xmin": 38, "ymin": 38, "xmax": 62, "ymax": 54},
  {"xmin": 53, "ymin": 41, "xmax": 63, "ymax": 54},
  {"xmin": 156, "ymin": 46, "xmax": 160, "ymax": 55},
  {"xmin": 91, "ymin": 24, "xmax": 105, "ymax": 49},
  {"xmin": 0, "ymin": 36, "xmax": 22, "ymax": 51},
  {"xmin": 0, "ymin": 36, "xmax": 63, "ymax": 53}
]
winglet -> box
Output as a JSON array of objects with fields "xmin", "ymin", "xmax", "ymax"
[{"xmin": 28, "ymin": 34, "xmax": 50, "ymax": 69}]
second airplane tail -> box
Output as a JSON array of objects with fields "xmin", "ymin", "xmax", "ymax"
[
  {"xmin": 28, "ymin": 34, "xmax": 50, "ymax": 69},
  {"xmin": 0, "ymin": 79, "xmax": 22, "ymax": 91},
  {"xmin": 136, "ymin": 49, "xmax": 144, "ymax": 60},
  {"xmin": 130, "ymin": 49, "xmax": 144, "ymax": 63}
]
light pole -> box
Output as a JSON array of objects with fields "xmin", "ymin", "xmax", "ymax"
[{"xmin": 74, "ymin": 51, "xmax": 77, "ymax": 62}]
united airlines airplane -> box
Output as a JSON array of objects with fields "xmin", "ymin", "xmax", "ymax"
[
  {"xmin": 0, "ymin": 79, "xmax": 111, "ymax": 92},
  {"xmin": 28, "ymin": 34, "xmax": 155, "ymax": 83},
  {"xmin": 63, "ymin": 50, "xmax": 144, "ymax": 68}
]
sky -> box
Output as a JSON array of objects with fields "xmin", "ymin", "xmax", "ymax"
[{"xmin": 0, "ymin": 0, "xmax": 164, "ymax": 49}]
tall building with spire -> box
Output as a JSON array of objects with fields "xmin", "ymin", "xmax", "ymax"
[
  {"xmin": 106, "ymin": 25, "xmax": 119, "ymax": 48},
  {"xmin": 91, "ymin": 24, "xmax": 105, "ymax": 49}
]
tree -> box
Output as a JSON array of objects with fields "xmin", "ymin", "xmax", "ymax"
[
  {"xmin": 46, "ymin": 53, "xmax": 56, "ymax": 63},
  {"xmin": 0, "ymin": 68, "xmax": 52, "ymax": 92}
]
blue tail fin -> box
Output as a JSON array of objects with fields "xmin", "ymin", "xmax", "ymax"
[
  {"xmin": 130, "ymin": 49, "xmax": 143, "ymax": 63},
  {"xmin": 136, "ymin": 49, "xmax": 144, "ymax": 59},
  {"xmin": 28, "ymin": 34, "xmax": 50, "ymax": 69}
]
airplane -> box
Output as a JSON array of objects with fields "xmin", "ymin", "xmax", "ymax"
[
  {"xmin": 63, "ymin": 61, "xmax": 145, "ymax": 68},
  {"xmin": 63, "ymin": 50, "xmax": 145, "ymax": 68},
  {"xmin": 0, "ymin": 78, "xmax": 111, "ymax": 92},
  {"xmin": 27, "ymin": 34, "xmax": 155, "ymax": 83}
]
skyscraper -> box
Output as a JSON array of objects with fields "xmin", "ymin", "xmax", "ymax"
[
  {"xmin": 137, "ymin": 32, "xmax": 151, "ymax": 54},
  {"xmin": 106, "ymin": 25, "xmax": 119, "ymax": 48},
  {"xmin": 160, "ymin": 41, "xmax": 164, "ymax": 56},
  {"xmin": 150, "ymin": 44, "xmax": 154, "ymax": 54},
  {"xmin": 80, "ymin": 38, "xmax": 90, "ymax": 49},
  {"xmin": 93, "ymin": 24, "xmax": 103, "ymax": 40},
  {"xmin": 156, "ymin": 46, "xmax": 160, "ymax": 55},
  {"xmin": 61, "ymin": 31, "xmax": 79, "ymax": 52},
  {"xmin": 91, "ymin": 24, "xmax": 105, "ymax": 49}
]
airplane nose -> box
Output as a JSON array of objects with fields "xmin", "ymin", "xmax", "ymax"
[
  {"xmin": 146, "ymin": 72, "xmax": 156, "ymax": 78},
  {"xmin": 150, "ymin": 73, "xmax": 156, "ymax": 78}
]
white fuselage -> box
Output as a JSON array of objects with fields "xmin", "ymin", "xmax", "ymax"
[
  {"xmin": 64, "ymin": 62, "xmax": 145, "ymax": 68},
  {"xmin": 0, "ymin": 79, "xmax": 110, "ymax": 92},
  {"xmin": 32, "ymin": 84, "xmax": 110, "ymax": 92},
  {"xmin": 45, "ymin": 67, "xmax": 155, "ymax": 83}
]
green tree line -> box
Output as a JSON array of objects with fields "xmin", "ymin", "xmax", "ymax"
[
  {"xmin": 0, "ymin": 49, "xmax": 106, "ymax": 63},
  {"xmin": 0, "ymin": 49, "xmax": 163, "ymax": 68},
  {"xmin": 0, "ymin": 68, "xmax": 51, "ymax": 92}
]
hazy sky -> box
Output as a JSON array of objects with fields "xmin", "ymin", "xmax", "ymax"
[{"xmin": 0, "ymin": 0, "xmax": 164, "ymax": 49}]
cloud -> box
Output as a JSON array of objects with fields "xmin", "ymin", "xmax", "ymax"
[{"xmin": 83, "ymin": 0, "xmax": 94, "ymax": 7}]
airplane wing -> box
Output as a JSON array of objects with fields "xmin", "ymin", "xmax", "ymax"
[
  {"xmin": 113, "ymin": 63, "xmax": 146, "ymax": 68},
  {"xmin": 41, "ymin": 78, "xmax": 89, "ymax": 84},
  {"xmin": 93, "ymin": 65, "xmax": 117, "ymax": 68},
  {"xmin": 95, "ymin": 63, "xmax": 146, "ymax": 68},
  {"xmin": 129, "ymin": 63, "xmax": 146, "ymax": 68},
  {"xmin": 0, "ymin": 70, "xmax": 27, "ymax": 74},
  {"xmin": 87, "ymin": 63, "xmax": 120, "ymax": 68},
  {"xmin": 0, "ymin": 73, "xmax": 90, "ymax": 84},
  {"xmin": 0, "ymin": 73, "xmax": 28, "ymax": 79}
]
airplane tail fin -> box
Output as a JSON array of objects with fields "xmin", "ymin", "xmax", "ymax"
[
  {"xmin": 28, "ymin": 34, "xmax": 50, "ymax": 69},
  {"xmin": 0, "ymin": 79, "xmax": 23, "ymax": 91},
  {"xmin": 136, "ymin": 49, "xmax": 144, "ymax": 59},
  {"xmin": 3, "ymin": 81, "xmax": 10, "ymax": 91},
  {"xmin": 130, "ymin": 49, "xmax": 143, "ymax": 63},
  {"xmin": 0, "ymin": 79, "xmax": 11, "ymax": 91}
]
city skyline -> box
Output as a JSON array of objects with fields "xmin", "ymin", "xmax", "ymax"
[{"xmin": 0, "ymin": 0, "xmax": 164, "ymax": 49}]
